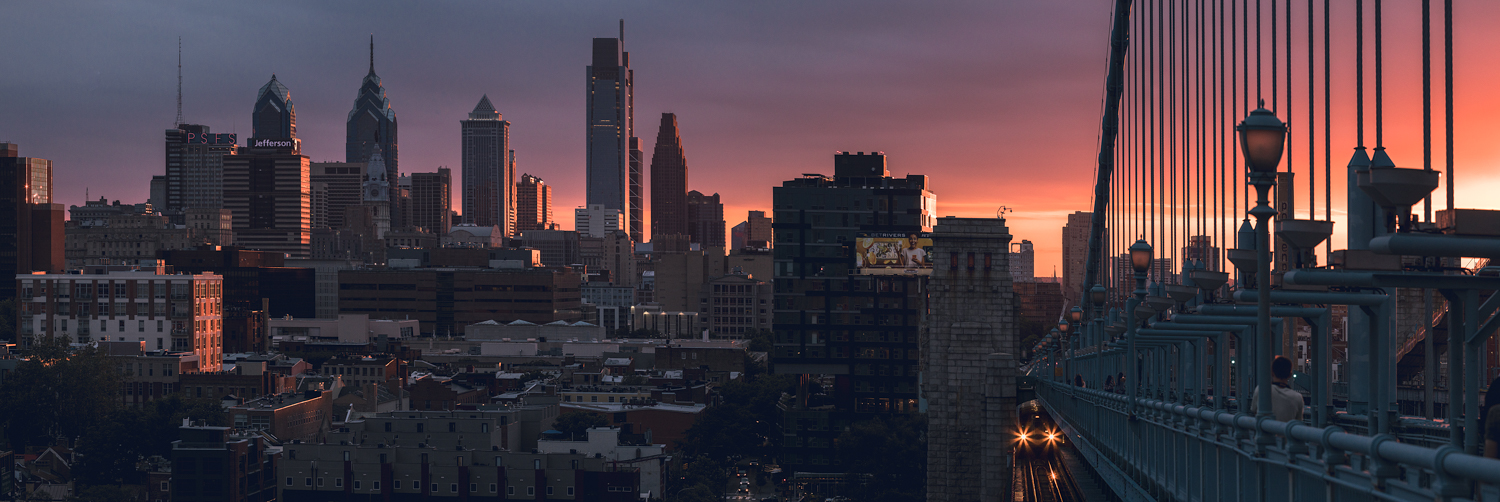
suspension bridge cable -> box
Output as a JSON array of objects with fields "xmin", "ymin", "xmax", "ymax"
[
  {"xmin": 1309, "ymin": 0, "xmax": 1316, "ymax": 221},
  {"xmin": 1375, "ymin": 0, "xmax": 1383, "ymax": 150},
  {"xmin": 1422, "ymin": 0, "xmax": 1433, "ymax": 223},
  {"xmin": 1444, "ymin": 0, "xmax": 1453, "ymax": 212},
  {"xmin": 1323, "ymin": 0, "xmax": 1331, "ymax": 258}
]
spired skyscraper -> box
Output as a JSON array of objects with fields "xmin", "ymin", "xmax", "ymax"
[
  {"xmin": 586, "ymin": 24, "xmax": 636, "ymax": 239},
  {"xmin": 649, "ymin": 113, "xmax": 687, "ymax": 242},
  {"xmin": 224, "ymin": 75, "xmax": 311, "ymax": 259},
  {"xmin": 461, "ymin": 95, "xmax": 513, "ymax": 235},
  {"xmin": 346, "ymin": 37, "xmax": 400, "ymax": 228}
]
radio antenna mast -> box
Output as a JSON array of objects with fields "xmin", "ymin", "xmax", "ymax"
[{"xmin": 175, "ymin": 37, "xmax": 183, "ymax": 126}]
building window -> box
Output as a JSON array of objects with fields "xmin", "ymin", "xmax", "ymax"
[
  {"xmin": 534, "ymin": 459, "xmax": 541, "ymax": 470},
  {"xmin": 449, "ymin": 422, "xmax": 456, "ymax": 432},
  {"xmin": 384, "ymin": 422, "xmax": 392, "ymax": 432},
  {"xmin": 469, "ymin": 483, "xmax": 477, "ymax": 492},
  {"xmin": 431, "ymin": 484, "xmax": 438, "ymax": 493},
  {"xmin": 490, "ymin": 483, "xmax": 497, "ymax": 493},
  {"xmin": 527, "ymin": 487, "xmax": 535, "ymax": 496},
  {"xmin": 305, "ymin": 478, "xmax": 312, "ymax": 487},
  {"xmin": 568, "ymin": 486, "xmax": 575, "ymax": 496},
  {"xmin": 317, "ymin": 478, "xmax": 324, "ymax": 487},
  {"xmin": 481, "ymin": 423, "xmax": 489, "ymax": 433},
  {"xmin": 416, "ymin": 423, "xmax": 424, "ymax": 433},
  {"xmin": 394, "ymin": 481, "xmax": 401, "ymax": 490},
  {"xmin": 547, "ymin": 486, "xmax": 554, "ymax": 495},
  {"xmin": 372, "ymin": 481, "xmax": 379, "ymax": 490},
  {"xmin": 508, "ymin": 486, "xmax": 515, "ymax": 495},
  {"xmin": 352, "ymin": 480, "xmax": 359, "ymax": 489},
  {"xmin": 160, "ymin": 481, "xmax": 168, "ymax": 491},
  {"xmin": 286, "ymin": 478, "xmax": 293, "ymax": 487}
]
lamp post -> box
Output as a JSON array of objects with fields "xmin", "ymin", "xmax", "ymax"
[
  {"xmin": 1126, "ymin": 239, "xmax": 1153, "ymax": 418},
  {"xmin": 1237, "ymin": 103, "xmax": 1287, "ymax": 445},
  {"xmin": 1058, "ymin": 319, "xmax": 1073, "ymax": 391}
]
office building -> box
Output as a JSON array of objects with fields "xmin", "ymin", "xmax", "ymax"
[
  {"xmin": 1013, "ymin": 281, "xmax": 1065, "ymax": 328},
  {"xmin": 347, "ymin": 39, "xmax": 400, "ymax": 228},
  {"xmin": 0, "ymin": 143, "xmax": 63, "ymax": 303},
  {"xmin": 1061, "ymin": 211, "xmax": 1105, "ymax": 305},
  {"xmin": 731, "ymin": 210, "xmax": 773, "ymax": 250},
  {"xmin": 18, "ymin": 269, "xmax": 224, "ymax": 370},
  {"xmin": 337, "ymin": 267, "xmax": 583, "ymax": 336},
  {"xmin": 702, "ymin": 272, "xmax": 771, "ymax": 339},
  {"xmin": 163, "ymin": 124, "xmax": 237, "ymax": 212},
  {"xmin": 63, "ymin": 204, "xmax": 226, "ymax": 269},
  {"xmin": 160, "ymin": 248, "xmax": 315, "ymax": 354},
  {"xmin": 1183, "ymin": 234, "xmax": 1221, "ymax": 271},
  {"xmin": 407, "ymin": 167, "xmax": 452, "ymax": 234},
  {"xmin": 1009, "ymin": 239, "xmax": 1035, "ymax": 282},
  {"xmin": 515, "ymin": 173, "xmax": 554, "ymax": 234},
  {"xmin": 575, "ymin": 204, "xmax": 626, "ymax": 239},
  {"xmin": 520, "ymin": 229, "xmax": 581, "ymax": 268},
  {"xmin": 227, "ymin": 75, "xmax": 311, "ymax": 259},
  {"xmin": 170, "ymin": 424, "xmax": 280, "ymax": 502},
  {"xmin": 585, "ymin": 32, "xmax": 636, "ymax": 234},
  {"xmin": 686, "ymin": 190, "xmax": 724, "ymax": 248},
  {"xmin": 629, "ymin": 137, "xmax": 644, "ymax": 243},
  {"xmin": 649, "ymin": 113, "xmax": 687, "ymax": 242},
  {"xmin": 772, "ymin": 152, "xmax": 935, "ymax": 473},
  {"xmin": 924, "ymin": 217, "xmax": 1017, "ymax": 502},
  {"xmin": 308, "ymin": 161, "xmax": 364, "ymax": 229},
  {"xmin": 461, "ymin": 95, "xmax": 513, "ymax": 235}
]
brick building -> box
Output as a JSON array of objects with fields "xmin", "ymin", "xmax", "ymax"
[
  {"xmin": 170, "ymin": 425, "xmax": 280, "ymax": 502},
  {"xmin": 337, "ymin": 268, "xmax": 583, "ymax": 336}
]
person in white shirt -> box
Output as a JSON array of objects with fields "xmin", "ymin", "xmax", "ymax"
[
  {"xmin": 900, "ymin": 234, "xmax": 927, "ymax": 268},
  {"xmin": 1250, "ymin": 355, "xmax": 1304, "ymax": 422}
]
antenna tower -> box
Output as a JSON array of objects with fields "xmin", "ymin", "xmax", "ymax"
[{"xmin": 175, "ymin": 37, "xmax": 183, "ymax": 126}]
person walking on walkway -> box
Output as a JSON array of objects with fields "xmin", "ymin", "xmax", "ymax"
[{"xmin": 1250, "ymin": 355, "xmax": 1304, "ymax": 422}]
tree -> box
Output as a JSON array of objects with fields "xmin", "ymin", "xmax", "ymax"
[
  {"xmin": 746, "ymin": 329, "xmax": 773, "ymax": 353},
  {"xmin": 836, "ymin": 414, "xmax": 927, "ymax": 502},
  {"xmin": 0, "ymin": 335, "xmax": 122, "ymax": 450},
  {"xmin": 551, "ymin": 411, "xmax": 607, "ymax": 440},
  {"xmin": 672, "ymin": 484, "xmax": 718, "ymax": 502}
]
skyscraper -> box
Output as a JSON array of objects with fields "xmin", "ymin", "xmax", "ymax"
[
  {"xmin": 686, "ymin": 190, "xmax": 725, "ymax": 248},
  {"xmin": 225, "ymin": 76, "xmax": 311, "ymax": 259},
  {"xmin": 575, "ymin": 204, "xmax": 625, "ymax": 239},
  {"xmin": 585, "ymin": 28, "xmax": 634, "ymax": 239},
  {"xmin": 773, "ymin": 152, "xmax": 934, "ymax": 474},
  {"xmin": 1009, "ymin": 239, "xmax": 1035, "ymax": 282},
  {"xmin": 309, "ymin": 161, "xmax": 365, "ymax": 229},
  {"xmin": 346, "ymin": 38, "xmax": 400, "ymax": 228},
  {"xmin": 408, "ymin": 168, "xmax": 452, "ymax": 235},
  {"xmin": 1061, "ymin": 211, "xmax": 1103, "ymax": 305},
  {"xmin": 461, "ymin": 95, "xmax": 513, "ymax": 235},
  {"xmin": 649, "ymin": 113, "xmax": 687, "ymax": 242},
  {"xmin": 629, "ymin": 137, "xmax": 644, "ymax": 243},
  {"xmin": 164, "ymin": 124, "xmax": 237, "ymax": 212},
  {"xmin": 0, "ymin": 143, "xmax": 63, "ymax": 303},
  {"xmin": 515, "ymin": 173, "xmax": 554, "ymax": 234}
]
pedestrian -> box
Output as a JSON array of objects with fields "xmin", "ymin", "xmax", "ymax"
[
  {"xmin": 1483, "ymin": 376, "xmax": 1500, "ymax": 458},
  {"xmin": 1074, "ymin": 374, "xmax": 1086, "ymax": 388},
  {"xmin": 1115, "ymin": 373, "xmax": 1126, "ymax": 394},
  {"xmin": 1250, "ymin": 355, "xmax": 1304, "ymax": 422},
  {"xmin": 1103, "ymin": 375, "xmax": 1115, "ymax": 393}
]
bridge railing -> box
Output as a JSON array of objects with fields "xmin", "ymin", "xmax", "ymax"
[{"xmin": 1034, "ymin": 377, "xmax": 1500, "ymax": 502}]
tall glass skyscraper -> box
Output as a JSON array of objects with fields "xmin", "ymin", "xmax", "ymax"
[
  {"xmin": 347, "ymin": 38, "xmax": 400, "ymax": 227},
  {"xmin": 586, "ymin": 28, "xmax": 635, "ymax": 239},
  {"xmin": 461, "ymin": 95, "xmax": 512, "ymax": 235}
]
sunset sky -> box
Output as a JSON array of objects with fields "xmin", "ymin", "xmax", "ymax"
[{"xmin": 4, "ymin": 0, "xmax": 1500, "ymax": 277}]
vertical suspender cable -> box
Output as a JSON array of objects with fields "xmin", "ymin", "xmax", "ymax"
[
  {"xmin": 1356, "ymin": 0, "xmax": 1364, "ymax": 148},
  {"xmin": 1324, "ymin": 0, "xmax": 1331, "ymax": 259},
  {"xmin": 1308, "ymin": 0, "xmax": 1315, "ymax": 220},
  {"xmin": 1375, "ymin": 0, "xmax": 1383, "ymax": 149},
  {"xmin": 1422, "ymin": 0, "xmax": 1432, "ymax": 221},
  {"xmin": 1170, "ymin": 0, "xmax": 1178, "ymax": 280},
  {"xmin": 1444, "ymin": 0, "xmax": 1453, "ymax": 213}
]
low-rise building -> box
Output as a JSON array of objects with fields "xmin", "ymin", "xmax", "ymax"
[
  {"xmin": 270, "ymin": 314, "xmax": 417, "ymax": 345},
  {"xmin": 226, "ymin": 387, "xmax": 335, "ymax": 443},
  {"xmin": 702, "ymin": 272, "xmax": 771, "ymax": 339},
  {"xmin": 320, "ymin": 354, "xmax": 404, "ymax": 390},
  {"xmin": 465, "ymin": 319, "xmax": 604, "ymax": 343},
  {"xmin": 537, "ymin": 426, "xmax": 668, "ymax": 498},
  {"xmin": 558, "ymin": 402, "xmax": 705, "ymax": 453},
  {"xmin": 170, "ymin": 424, "xmax": 281, "ymax": 502},
  {"xmin": 338, "ymin": 268, "xmax": 583, "ymax": 336},
  {"xmin": 408, "ymin": 374, "xmax": 486, "ymax": 411}
]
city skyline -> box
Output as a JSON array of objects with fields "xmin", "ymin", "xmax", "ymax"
[{"xmin": 7, "ymin": 1, "xmax": 1500, "ymax": 275}]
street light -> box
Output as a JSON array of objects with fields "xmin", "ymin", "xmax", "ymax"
[
  {"xmin": 1237, "ymin": 103, "xmax": 1286, "ymax": 449},
  {"xmin": 1125, "ymin": 239, "xmax": 1153, "ymax": 419}
]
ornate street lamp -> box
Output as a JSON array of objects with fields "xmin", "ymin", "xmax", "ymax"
[
  {"xmin": 1125, "ymin": 239, "xmax": 1153, "ymax": 418},
  {"xmin": 1237, "ymin": 103, "xmax": 1286, "ymax": 446}
]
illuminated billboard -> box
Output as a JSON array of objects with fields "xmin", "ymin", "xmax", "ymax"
[{"xmin": 855, "ymin": 232, "xmax": 933, "ymax": 275}]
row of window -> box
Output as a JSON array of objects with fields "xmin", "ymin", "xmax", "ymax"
[{"xmin": 287, "ymin": 477, "xmax": 575, "ymax": 496}]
